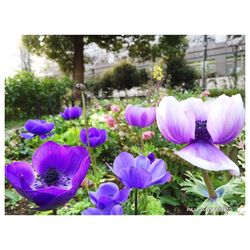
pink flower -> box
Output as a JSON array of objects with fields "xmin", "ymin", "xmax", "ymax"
[
  {"xmin": 104, "ymin": 115, "xmax": 116, "ymax": 128},
  {"xmin": 110, "ymin": 104, "xmax": 120, "ymax": 113},
  {"xmin": 201, "ymin": 90, "xmax": 210, "ymax": 97},
  {"xmin": 142, "ymin": 131, "xmax": 155, "ymax": 141}
]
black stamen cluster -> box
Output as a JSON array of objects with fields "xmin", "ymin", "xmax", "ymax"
[
  {"xmin": 195, "ymin": 120, "xmax": 211, "ymax": 141},
  {"xmin": 44, "ymin": 168, "xmax": 60, "ymax": 185}
]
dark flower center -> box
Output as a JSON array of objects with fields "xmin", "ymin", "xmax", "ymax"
[
  {"xmin": 195, "ymin": 120, "xmax": 211, "ymax": 141},
  {"xmin": 44, "ymin": 168, "xmax": 59, "ymax": 185}
]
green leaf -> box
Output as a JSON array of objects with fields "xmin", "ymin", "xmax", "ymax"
[
  {"xmin": 160, "ymin": 195, "xmax": 180, "ymax": 206},
  {"xmin": 5, "ymin": 189, "xmax": 22, "ymax": 204},
  {"xmin": 180, "ymin": 171, "xmax": 208, "ymax": 198}
]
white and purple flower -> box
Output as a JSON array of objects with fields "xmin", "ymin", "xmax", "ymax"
[
  {"xmin": 156, "ymin": 94, "xmax": 245, "ymax": 176},
  {"xmin": 125, "ymin": 105, "xmax": 156, "ymax": 128}
]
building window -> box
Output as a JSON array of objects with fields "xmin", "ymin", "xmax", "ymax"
[
  {"xmin": 188, "ymin": 59, "xmax": 216, "ymax": 78},
  {"xmin": 226, "ymin": 55, "xmax": 245, "ymax": 75}
]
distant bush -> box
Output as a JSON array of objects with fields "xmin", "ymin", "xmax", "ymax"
[
  {"xmin": 112, "ymin": 62, "xmax": 140, "ymax": 91},
  {"xmin": 5, "ymin": 71, "xmax": 72, "ymax": 120},
  {"xmin": 99, "ymin": 70, "xmax": 115, "ymax": 97},
  {"xmin": 209, "ymin": 88, "xmax": 245, "ymax": 100},
  {"xmin": 86, "ymin": 62, "xmax": 149, "ymax": 98},
  {"xmin": 165, "ymin": 57, "xmax": 199, "ymax": 90}
]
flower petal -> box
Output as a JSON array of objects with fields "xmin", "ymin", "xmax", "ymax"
[
  {"xmin": 25, "ymin": 120, "xmax": 54, "ymax": 135},
  {"xmin": 60, "ymin": 112, "xmax": 68, "ymax": 120},
  {"xmin": 110, "ymin": 205, "xmax": 123, "ymax": 215},
  {"xmin": 157, "ymin": 96, "xmax": 195, "ymax": 144},
  {"xmin": 20, "ymin": 132, "xmax": 35, "ymax": 140},
  {"xmin": 135, "ymin": 156, "xmax": 150, "ymax": 170},
  {"xmin": 98, "ymin": 182, "xmax": 119, "ymax": 196},
  {"xmin": 98, "ymin": 129, "xmax": 107, "ymax": 145},
  {"xmin": 125, "ymin": 105, "xmax": 156, "ymax": 127},
  {"xmin": 27, "ymin": 186, "xmax": 68, "ymax": 208},
  {"xmin": 114, "ymin": 188, "xmax": 130, "ymax": 203},
  {"xmin": 71, "ymin": 154, "xmax": 90, "ymax": 188},
  {"xmin": 146, "ymin": 159, "xmax": 171, "ymax": 187},
  {"xmin": 180, "ymin": 97, "xmax": 207, "ymax": 121},
  {"xmin": 82, "ymin": 208, "xmax": 103, "ymax": 215},
  {"xmin": 113, "ymin": 152, "xmax": 135, "ymax": 177},
  {"xmin": 32, "ymin": 141, "xmax": 70, "ymax": 175},
  {"xmin": 207, "ymin": 94, "xmax": 245, "ymax": 144},
  {"xmin": 63, "ymin": 146, "xmax": 89, "ymax": 176},
  {"xmin": 147, "ymin": 153, "xmax": 155, "ymax": 163},
  {"xmin": 175, "ymin": 141, "xmax": 240, "ymax": 176},
  {"xmin": 89, "ymin": 191, "xmax": 99, "ymax": 206},
  {"xmin": 119, "ymin": 167, "xmax": 152, "ymax": 189},
  {"xmin": 5, "ymin": 161, "xmax": 35, "ymax": 189},
  {"xmin": 125, "ymin": 105, "xmax": 139, "ymax": 126},
  {"xmin": 69, "ymin": 106, "xmax": 82, "ymax": 119},
  {"xmin": 39, "ymin": 133, "xmax": 54, "ymax": 140},
  {"xmin": 97, "ymin": 196, "xmax": 114, "ymax": 209}
]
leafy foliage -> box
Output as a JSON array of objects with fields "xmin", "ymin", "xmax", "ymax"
[
  {"xmin": 5, "ymin": 71, "xmax": 72, "ymax": 120},
  {"xmin": 180, "ymin": 171, "xmax": 209, "ymax": 198},
  {"xmin": 143, "ymin": 195, "xmax": 165, "ymax": 215},
  {"xmin": 22, "ymin": 35, "xmax": 126, "ymax": 74},
  {"xmin": 88, "ymin": 62, "xmax": 149, "ymax": 97},
  {"xmin": 5, "ymin": 89, "xmax": 245, "ymax": 215},
  {"xmin": 165, "ymin": 56, "xmax": 198, "ymax": 89},
  {"xmin": 181, "ymin": 171, "xmax": 245, "ymax": 215},
  {"xmin": 209, "ymin": 88, "xmax": 245, "ymax": 101}
]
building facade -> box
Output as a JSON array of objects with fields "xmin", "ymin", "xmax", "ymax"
[{"xmin": 186, "ymin": 36, "xmax": 245, "ymax": 77}]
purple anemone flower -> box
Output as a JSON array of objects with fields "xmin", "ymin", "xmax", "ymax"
[
  {"xmin": 82, "ymin": 182, "xmax": 130, "ymax": 215},
  {"xmin": 80, "ymin": 127, "xmax": 107, "ymax": 148},
  {"xmin": 21, "ymin": 119, "xmax": 54, "ymax": 140},
  {"xmin": 82, "ymin": 205, "xmax": 123, "ymax": 215},
  {"xmin": 110, "ymin": 152, "xmax": 171, "ymax": 189},
  {"xmin": 5, "ymin": 141, "xmax": 90, "ymax": 211},
  {"xmin": 125, "ymin": 105, "xmax": 156, "ymax": 128},
  {"xmin": 60, "ymin": 106, "xmax": 82, "ymax": 120},
  {"xmin": 156, "ymin": 94, "xmax": 245, "ymax": 176}
]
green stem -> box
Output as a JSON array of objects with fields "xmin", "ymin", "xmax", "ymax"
[
  {"xmin": 134, "ymin": 189, "xmax": 138, "ymax": 215},
  {"xmin": 81, "ymin": 91, "xmax": 90, "ymax": 150},
  {"xmin": 36, "ymin": 135, "xmax": 41, "ymax": 147},
  {"xmin": 52, "ymin": 209, "xmax": 57, "ymax": 215},
  {"xmin": 81, "ymin": 91, "xmax": 97, "ymax": 189},
  {"xmin": 201, "ymin": 170, "xmax": 217, "ymax": 199},
  {"xmin": 140, "ymin": 129, "xmax": 144, "ymax": 151},
  {"xmin": 74, "ymin": 123, "xmax": 78, "ymax": 145},
  {"xmin": 89, "ymin": 148, "xmax": 97, "ymax": 174}
]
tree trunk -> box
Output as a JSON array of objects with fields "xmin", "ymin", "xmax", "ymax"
[{"xmin": 72, "ymin": 35, "xmax": 84, "ymax": 104}]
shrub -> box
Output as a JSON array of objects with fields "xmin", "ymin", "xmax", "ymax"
[
  {"xmin": 138, "ymin": 68, "xmax": 149, "ymax": 86},
  {"xmin": 5, "ymin": 71, "xmax": 72, "ymax": 120},
  {"xmin": 112, "ymin": 61, "xmax": 140, "ymax": 91},
  {"xmin": 87, "ymin": 62, "xmax": 149, "ymax": 98},
  {"xmin": 209, "ymin": 88, "xmax": 245, "ymax": 100},
  {"xmin": 98, "ymin": 70, "xmax": 115, "ymax": 97},
  {"xmin": 165, "ymin": 57, "xmax": 199, "ymax": 90}
]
